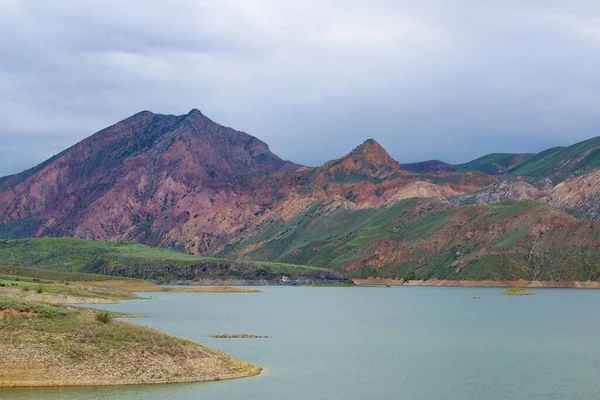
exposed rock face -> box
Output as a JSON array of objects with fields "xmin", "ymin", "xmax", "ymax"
[
  {"xmin": 0, "ymin": 110, "xmax": 299, "ymax": 247},
  {"xmin": 450, "ymin": 180, "xmax": 544, "ymax": 206},
  {"xmin": 547, "ymin": 170, "xmax": 600, "ymax": 220},
  {"xmin": 311, "ymin": 139, "xmax": 406, "ymax": 183},
  {"xmin": 448, "ymin": 171, "xmax": 600, "ymax": 221}
]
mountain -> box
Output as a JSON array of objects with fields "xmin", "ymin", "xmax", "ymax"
[
  {"xmin": 402, "ymin": 160, "xmax": 456, "ymax": 174},
  {"xmin": 509, "ymin": 137, "xmax": 600, "ymax": 183},
  {"xmin": 312, "ymin": 139, "xmax": 405, "ymax": 183},
  {"xmin": 0, "ymin": 109, "xmax": 599, "ymax": 283},
  {"xmin": 456, "ymin": 153, "xmax": 535, "ymax": 174},
  {"xmin": 547, "ymin": 170, "xmax": 600, "ymax": 220},
  {"xmin": 0, "ymin": 109, "xmax": 299, "ymax": 243},
  {"xmin": 220, "ymin": 198, "xmax": 600, "ymax": 281},
  {"xmin": 402, "ymin": 153, "xmax": 535, "ymax": 175}
]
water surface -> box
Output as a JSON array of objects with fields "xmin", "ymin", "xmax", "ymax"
[{"xmin": 4, "ymin": 286, "xmax": 600, "ymax": 400}]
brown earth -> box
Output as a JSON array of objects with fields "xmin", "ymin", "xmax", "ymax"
[{"xmin": 0, "ymin": 319, "xmax": 261, "ymax": 387}]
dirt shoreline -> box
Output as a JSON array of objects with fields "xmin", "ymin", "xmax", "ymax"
[
  {"xmin": 353, "ymin": 278, "xmax": 600, "ymax": 288},
  {"xmin": 0, "ymin": 283, "xmax": 262, "ymax": 387}
]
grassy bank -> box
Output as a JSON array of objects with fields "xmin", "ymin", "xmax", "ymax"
[
  {"xmin": 0, "ymin": 238, "xmax": 346, "ymax": 283},
  {"xmin": 0, "ymin": 276, "xmax": 136, "ymax": 304},
  {"xmin": 0, "ymin": 269, "xmax": 262, "ymax": 387},
  {"xmin": 0, "ymin": 297, "xmax": 260, "ymax": 387}
]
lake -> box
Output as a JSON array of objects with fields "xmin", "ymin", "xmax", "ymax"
[{"xmin": 4, "ymin": 286, "xmax": 600, "ymax": 400}]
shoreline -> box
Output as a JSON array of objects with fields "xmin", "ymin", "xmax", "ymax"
[
  {"xmin": 0, "ymin": 362, "xmax": 262, "ymax": 388},
  {"xmin": 0, "ymin": 279, "xmax": 262, "ymax": 388},
  {"xmin": 0, "ymin": 304, "xmax": 262, "ymax": 388},
  {"xmin": 156, "ymin": 278, "xmax": 352, "ymax": 286},
  {"xmin": 353, "ymin": 278, "xmax": 600, "ymax": 288},
  {"xmin": 161, "ymin": 278, "xmax": 600, "ymax": 289}
]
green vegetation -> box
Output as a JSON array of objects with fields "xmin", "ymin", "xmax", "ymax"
[
  {"xmin": 0, "ymin": 275, "xmax": 136, "ymax": 302},
  {"xmin": 0, "ymin": 238, "xmax": 344, "ymax": 282},
  {"xmin": 95, "ymin": 311, "xmax": 112, "ymax": 324},
  {"xmin": 509, "ymin": 136, "xmax": 600, "ymax": 182},
  {"xmin": 0, "ymin": 265, "xmax": 119, "ymax": 282},
  {"xmin": 456, "ymin": 153, "xmax": 535, "ymax": 174},
  {"xmin": 0, "ymin": 295, "xmax": 69, "ymax": 317},
  {"xmin": 222, "ymin": 197, "xmax": 600, "ymax": 282},
  {"xmin": 502, "ymin": 287, "xmax": 533, "ymax": 295},
  {"xmin": 0, "ymin": 270, "xmax": 261, "ymax": 387}
]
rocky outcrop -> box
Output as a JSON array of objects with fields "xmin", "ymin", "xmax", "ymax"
[
  {"xmin": 547, "ymin": 170, "xmax": 600, "ymax": 220},
  {"xmin": 450, "ymin": 180, "xmax": 544, "ymax": 206}
]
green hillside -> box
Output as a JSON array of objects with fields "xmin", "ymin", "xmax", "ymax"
[
  {"xmin": 0, "ymin": 238, "xmax": 346, "ymax": 282},
  {"xmin": 456, "ymin": 153, "xmax": 535, "ymax": 174},
  {"xmin": 509, "ymin": 136, "xmax": 600, "ymax": 182},
  {"xmin": 222, "ymin": 198, "xmax": 600, "ymax": 282}
]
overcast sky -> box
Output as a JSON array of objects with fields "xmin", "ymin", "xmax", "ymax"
[{"xmin": 1, "ymin": 0, "xmax": 599, "ymax": 175}]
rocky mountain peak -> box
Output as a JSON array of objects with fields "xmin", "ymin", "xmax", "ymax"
[
  {"xmin": 346, "ymin": 139, "xmax": 402, "ymax": 171},
  {"xmin": 313, "ymin": 139, "xmax": 405, "ymax": 183}
]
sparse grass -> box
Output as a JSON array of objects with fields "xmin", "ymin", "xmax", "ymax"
[
  {"xmin": 0, "ymin": 276, "xmax": 137, "ymax": 302},
  {"xmin": 0, "ymin": 289, "xmax": 261, "ymax": 386},
  {"xmin": 0, "ymin": 296, "xmax": 68, "ymax": 317},
  {"xmin": 0, "ymin": 265, "xmax": 117, "ymax": 282}
]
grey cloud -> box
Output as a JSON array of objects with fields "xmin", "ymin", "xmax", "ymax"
[{"xmin": 1, "ymin": 0, "xmax": 599, "ymax": 174}]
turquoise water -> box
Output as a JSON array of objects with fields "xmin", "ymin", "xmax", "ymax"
[{"xmin": 4, "ymin": 286, "xmax": 600, "ymax": 400}]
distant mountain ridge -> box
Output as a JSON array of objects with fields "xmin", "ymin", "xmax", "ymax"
[{"xmin": 0, "ymin": 109, "xmax": 599, "ymax": 282}]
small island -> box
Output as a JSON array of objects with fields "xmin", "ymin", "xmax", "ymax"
[{"xmin": 502, "ymin": 287, "xmax": 533, "ymax": 296}]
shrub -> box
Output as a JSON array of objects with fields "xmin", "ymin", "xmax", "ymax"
[
  {"xmin": 95, "ymin": 311, "xmax": 112, "ymax": 324},
  {"xmin": 22, "ymin": 286, "xmax": 30, "ymax": 292},
  {"xmin": 36, "ymin": 285, "xmax": 43, "ymax": 294},
  {"xmin": 0, "ymin": 283, "xmax": 4, "ymax": 287}
]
